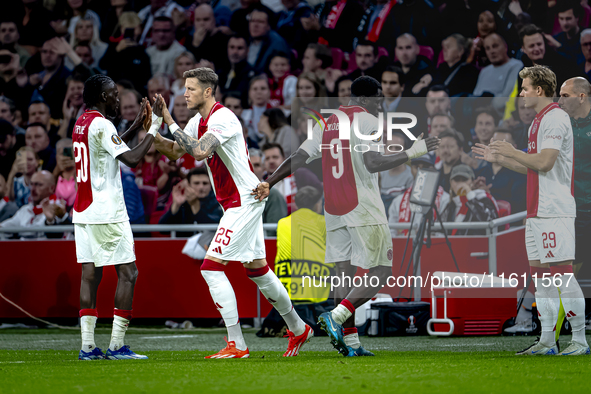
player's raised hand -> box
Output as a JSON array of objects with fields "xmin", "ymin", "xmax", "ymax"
[
  {"xmin": 251, "ymin": 182, "xmax": 270, "ymax": 202},
  {"xmin": 143, "ymin": 100, "xmax": 153, "ymax": 131},
  {"xmin": 472, "ymin": 140, "xmax": 498, "ymax": 163},
  {"xmin": 425, "ymin": 136, "xmax": 440, "ymax": 152},
  {"xmin": 152, "ymin": 94, "xmax": 165, "ymax": 117}
]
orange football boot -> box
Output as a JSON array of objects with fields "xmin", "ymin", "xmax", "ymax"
[{"xmin": 205, "ymin": 337, "xmax": 250, "ymax": 359}]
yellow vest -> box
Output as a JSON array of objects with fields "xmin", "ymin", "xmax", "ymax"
[{"xmin": 275, "ymin": 208, "xmax": 333, "ymax": 303}]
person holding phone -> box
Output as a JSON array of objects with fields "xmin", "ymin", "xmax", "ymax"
[
  {"xmin": 53, "ymin": 138, "xmax": 76, "ymax": 209},
  {"xmin": 5, "ymin": 146, "xmax": 40, "ymax": 208}
]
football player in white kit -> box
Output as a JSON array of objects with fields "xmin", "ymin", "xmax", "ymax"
[
  {"xmin": 253, "ymin": 76, "xmax": 440, "ymax": 356},
  {"xmin": 152, "ymin": 68, "xmax": 311, "ymax": 359},
  {"xmin": 473, "ymin": 65, "xmax": 589, "ymax": 356},
  {"xmin": 74, "ymin": 75, "xmax": 162, "ymax": 360}
]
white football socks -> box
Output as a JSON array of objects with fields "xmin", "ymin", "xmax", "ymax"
[
  {"xmin": 535, "ymin": 285, "xmax": 560, "ymax": 346},
  {"xmin": 556, "ymin": 276, "xmax": 588, "ymax": 346},
  {"xmin": 248, "ymin": 270, "xmax": 306, "ymax": 336},
  {"xmin": 331, "ymin": 304, "xmax": 353, "ymax": 326},
  {"xmin": 344, "ymin": 332, "xmax": 360, "ymax": 348},
  {"xmin": 201, "ymin": 269, "xmax": 247, "ymax": 350},
  {"xmin": 80, "ymin": 315, "xmax": 97, "ymax": 351},
  {"xmin": 109, "ymin": 315, "xmax": 129, "ymax": 351}
]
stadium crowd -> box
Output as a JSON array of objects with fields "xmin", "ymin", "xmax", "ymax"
[{"xmin": 1, "ymin": 0, "xmax": 591, "ymax": 238}]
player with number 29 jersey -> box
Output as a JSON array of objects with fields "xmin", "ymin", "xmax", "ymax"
[{"xmin": 72, "ymin": 110, "xmax": 130, "ymax": 224}]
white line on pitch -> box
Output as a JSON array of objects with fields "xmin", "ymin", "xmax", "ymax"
[{"xmin": 140, "ymin": 335, "xmax": 199, "ymax": 339}]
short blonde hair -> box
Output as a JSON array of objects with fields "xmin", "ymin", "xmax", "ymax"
[
  {"xmin": 119, "ymin": 12, "xmax": 141, "ymax": 29},
  {"xmin": 519, "ymin": 65, "xmax": 557, "ymax": 97}
]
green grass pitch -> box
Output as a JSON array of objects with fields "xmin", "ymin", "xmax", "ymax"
[{"xmin": 1, "ymin": 328, "xmax": 590, "ymax": 393}]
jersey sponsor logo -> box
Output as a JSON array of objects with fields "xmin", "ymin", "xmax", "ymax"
[
  {"xmin": 210, "ymin": 127, "xmax": 222, "ymax": 134},
  {"xmin": 111, "ymin": 134, "xmax": 123, "ymax": 145},
  {"xmin": 387, "ymin": 248, "xmax": 393, "ymax": 261},
  {"xmin": 370, "ymin": 130, "xmax": 382, "ymax": 143},
  {"xmin": 543, "ymin": 135, "xmax": 562, "ymax": 141}
]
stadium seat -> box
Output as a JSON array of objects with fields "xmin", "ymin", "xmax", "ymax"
[{"xmin": 150, "ymin": 210, "xmax": 168, "ymax": 238}]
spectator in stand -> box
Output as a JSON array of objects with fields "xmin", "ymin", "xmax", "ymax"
[
  {"xmin": 15, "ymin": 0, "xmax": 57, "ymax": 51},
  {"xmin": 52, "ymin": 138, "xmax": 76, "ymax": 209},
  {"xmin": 519, "ymin": 24, "xmax": 584, "ymax": 93},
  {"xmin": 291, "ymin": 72, "xmax": 327, "ymax": 126},
  {"xmin": 258, "ymin": 108, "xmax": 300, "ymax": 157},
  {"xmin": 381, "ymin": 66, "xmax": 404, "ymax": 112},
  {"xmin": 553, "ymin": 0, "xmax": 584, "ymax": 64},
  {"xmin": 0, "ymin": 170, "xmax": 70, "ymax": 239},
  {"xmin": 388, "ymin": 154, "xmax": 450, "ymax": 237},
  {"xmin": 117, "ymin": 89, "xmax": 142, "ymax": 147},
  {"xmin": 25, "ymin": 123, "xmax": 55, "ymax": 172},
  {"xmin": 100, "ymin": 12, "xmax": 152, "ymax": 93},
  {"xmin": 68, "ymin": 18, "xmax": 107, "ymax": 71},
  {"xmin": 0, "ymin": 20, "xmax": 30, "ymax": 67},
  {"xmin": 301, "ymin": 43, "xmax": 333, "ymax": 81},
  {"xmin": 137, "ymin": 0, "xmax": 185, "ymax": 46},
  {"xmin": 500, "ymin": 96, "xmax": 535, "ymax": 150},
  {"xmin": 146, "ymin": 16, "xmax": 186, "ymax": 77},
  {"xmin": 262, "ymin": 142, "xmax": 297, "ymax": 213},
  {"xmin": 159, "ymin": 167, "xmax": 223, "ymax": 237},
  {"xmin": 461, "ymin": 107, "xmax": 499, "ymax": 171},
  {"xmin": 0, "ymin": 174, "xmax": 18, "ymax": 222},
  {"xmin": 379, "ymin": 132, "xmax": 413, "ymax": 213},
  {"xmin": 579, "ymin": 29, "xmax": 591, "ymax": 79},
  {"xmin": 241, "ymin": 74, "xmax": 271, "ymax": 142},
  {"xmin": 267, "ymin": 51, "xmax": 297, "ymax": 109},
  {"xmin": 185, "ymin": 3, "xmax": 231, "ymax": 71},
  {"xmin": 246, "ymin": 7, "xmax": 290, "ymax": 74},
  {"xmin": 53, "ymin": 0, "xmax": 101, "ymax": 37},
  {"xmin": 28, "ymin": 38, "xmax": 71, "ymax": 119},
  {"xmin": 438, "ymin": 129, "xmax": 464, "ymax": 192},
  {"xmin": 28, "ymin": 101, "xmax": 59, "ymax": 146},
  {"xmin": 441, "ymin": 164, "xmax": 498, "ymax": 236},
  {"xmin": 301, "ymin": 0, "xmax": 364, "ymax": 54},
  {"xmin": 223, "ymin": 91, "xmax": 244, "ymax": 118},
  {"xmin": 0, "ymin": 47, "xmax": 31, "ymax": 117},
  {"xmin": 0, "ymin": 119, "xmax": 18, "ymax": 180},
  {"xmin": 99, "ymin": 0, "xmax": 135, "ymax": 43},
  {"xmin": 466, "ymin": 10, "xmax": 498, "ymax": 69},
  {"xmin": 57, "ymin": 75, "xmax": 86, "ymax": 139},
  {"xmin": 423, "ymin": 85, "xmax": 452, "ymax": 139},
  {"xmin": 430, "ymin": 113, "xmax": 454, "ymax": 138},
  {"xmin": 473, "ymin": 33, "xmax": 523, "ymax": 113},
  {"xmin": 394, "ymin": 33, "xmax": 434, "ymax": 97},
  {"xmin": 335, "ymin": 75, "xmax": 353, "ymax": 106},
  {"xmin": 120, "ymin": 164, "xmax": 145, "ymax": 225},
  {"xmin": 433, "ymin": 34, "xmax": 480, "ymax": 97},
  {"xmin": 349, "ymin": 40, "xmax": 385, "ymax": 81},
  {"xmin": 5, "ymin": 146, "xmax": 39, "ymax": 207},
  {"xmin": 135, "ymin": 129, "xmax": 179, "ymax": 210},
  {"xmin": 249, "ymin": 147, "xmax": 287, "ymax": 235},
  {"xmin": 0, "ymin": 97, "xmax": 25, "ymax": 136},
  {"xmin": 218, "ymin": 35, "xmax": 255, "ymax": 99},
  {"xmin": 172, "ymin": 94, "xmax": 193, "ymax": 130},
  {"xmin": 47, "ymin": 37, "xmax": 102, "ymax": 79},
  {"xmin": 171, "ymin": 52, "xmax": 197, "ymax": 97},
  {"xmin": 276, "ymin": 0, "xmax": 312, "ymax": 57},
  {"xmin": 475, "ymin": 128, "xmax": 526, "ymax": 216},
  {"xmin": 230, "ymin": 0, "xmax": 276, "ymax": 38}
]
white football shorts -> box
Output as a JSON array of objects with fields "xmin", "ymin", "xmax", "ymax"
[
  {"xmin": 207, "ymin": 201, "xmax": 266, "ymax": 263},
  {"xmin": 75, "ymin": 221, "xmax": 136, "ymax": 267},
  {"xmin": 525, "ymin": 217, "xmax": 575, "ymax": 264},
  {"xmin": 325, "ymin": 224, "xmax": 393, "ymax": 269}
]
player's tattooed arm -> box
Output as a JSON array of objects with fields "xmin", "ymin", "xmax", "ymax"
[
  {"xmin": 174, "ymin": 132, "xmax": 220, "ymax": 161},
  {"xmin": 363, "ymin": 135, "xmax": 440, "ymax": 173},
  {"xmin": 154, "ymin": 133, "xmax": 186, "ymax": 160},
  {"xmin": 252, "ymin": 148, "xmax": 310, "ymax": 201}
]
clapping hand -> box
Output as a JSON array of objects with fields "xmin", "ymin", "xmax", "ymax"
[{"xmin": 251, "ymin": 182, "xmax": 270, "ymax": 202}]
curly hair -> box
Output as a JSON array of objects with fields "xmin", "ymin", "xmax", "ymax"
[{"xmin": 83, "ymin": 74, "xmax": 114, "ymax": 107}]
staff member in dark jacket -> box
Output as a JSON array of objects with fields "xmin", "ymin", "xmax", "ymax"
[{"xmin": 159, "ymin": 167, "xmax": 222, "ymax": 237}]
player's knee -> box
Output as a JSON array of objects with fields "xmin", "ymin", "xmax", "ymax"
[{"xmin": 118, "ymin": 264, "xmax": 139, "ymax": 284}]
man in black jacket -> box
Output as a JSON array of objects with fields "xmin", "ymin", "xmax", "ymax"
[
  {"xmin": 159, "ymin": 167, "xmax": 223, "ymax": 237},
  {"xmin": 218, "ymin": 35, "xmax": 255, "ymax": 103}
]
